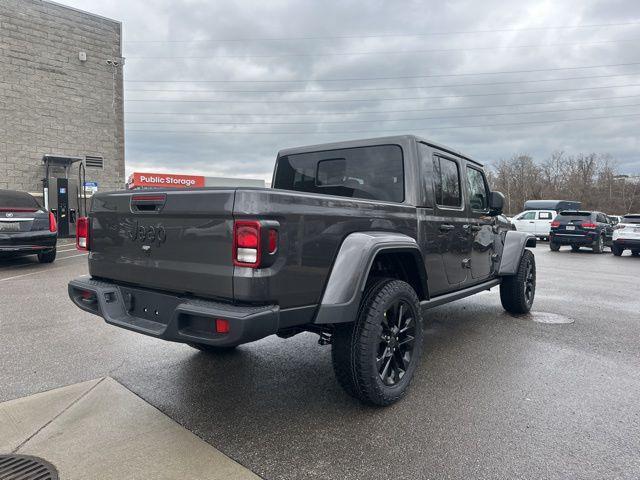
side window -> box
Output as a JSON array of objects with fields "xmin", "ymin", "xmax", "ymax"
[
  {"xmin": 596, "ymin": 213, "xmax": 606, "ymax": 223},
  {"xmin": 417, "ymin": 143, "xmax": 434, "ymax": 207},
  {"xmin": 520, "ymin": 211, "xmax": 536, "ymax": 220},
  {"xmin": 466, "ymin": 167, "xmax": 489, "ymax": 211},
  {"xmin": 433, "ymin": 156, "xmax": 461, "ymax": 207},
  {"xmin": 538, "ymin": 211, "xmax": 552, "ymax": 220}
]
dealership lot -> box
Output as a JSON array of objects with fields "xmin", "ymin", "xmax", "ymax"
[{"xmin": 1, "ymin": 245, "xmax": 639, "ymax": 479}]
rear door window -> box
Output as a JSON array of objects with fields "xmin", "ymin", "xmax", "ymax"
[
  {"xmin": 433, "ymin": 156, "xmax": 461, "ymax": 207},
  {"xmin": 273, "ymin": 144, "xmax": 404, "ymax": 202},
  {"xmin": 466, "ymin": 167, "xmax": 489, "ymax": 211},
  {"xmin": 538, "ymin": 211, "xmax": 553, "ymax": 220}
]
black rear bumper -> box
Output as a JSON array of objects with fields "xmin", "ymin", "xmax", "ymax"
[
  {"xmin": 68, "ymin": 276, "xmax": 280, "ymax": 347},
  {"xmin": 614, "ymin": 239, "xmax": 640, "ymax": 249},
  {"xmin": 0, "ymin": 231, "xmax": 57, "ymax": 253},
  {"xmin": 550, "ymin": 232, "xmax": 597, "ymax": 246}
]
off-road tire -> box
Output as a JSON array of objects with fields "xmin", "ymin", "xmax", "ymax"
[
  {"xmin": 37, "ymin": 249, "xmax": 56, "ymax": 263},
  {"xmin": 571, "ymin": 245, "xmax": 580, "ymax": 252},
  {"xmin": 500, "ymin": 249, "xmax": 536, "ymax": 315},
  {"xmin": 612, "ymin": 244, "xmax": 623, "ymax": 256},
  {"xmin": 592, "ymin": 234, "xmax": 604, "ymax": 253},
  {"xmin": 550, "ymin": 242, "xmax": 560, "ymax": 251},
  {"xmin": 188, "ymin": 343, "xmax": 237, "ymax": 353},
  {"xmin": 331, "ymin": 278, "xmax": 423, "ymax": 407}
]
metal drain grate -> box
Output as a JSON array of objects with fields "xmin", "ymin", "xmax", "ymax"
[{"xmin": 0, "ymin": 455, "xmax": 58, "ymax": 480}]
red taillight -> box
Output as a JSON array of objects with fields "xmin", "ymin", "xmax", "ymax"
[
  {"xmin": 550, "ymin": 221, "xmax": 560, "ymax": 228},
  {"xmin": 581, "ymin": 222, "xmax": 597, "ymax": 229},
  {"xmin": 49, "ymin": 211, "xmax": 57, "ymax": 233},
  {"xmin": 76, "ymin": 216, "xmax": 90, "ymax": 251},
  {"xmin": 215, "ymin": 318, "xmax": 230, "ymax": 334},
  {"xmin": 233, "ymin": 220, "xmax": 261, "ymax": 267}
]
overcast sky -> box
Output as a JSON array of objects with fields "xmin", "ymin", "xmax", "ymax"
[{"xmin": 60, "ymin": 0, "xmax": 640, "ymax": 180}]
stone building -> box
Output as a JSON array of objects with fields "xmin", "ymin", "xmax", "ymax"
[{"xmin": 0, "ymin": 0, "xmax": 124, "ymax": 196}]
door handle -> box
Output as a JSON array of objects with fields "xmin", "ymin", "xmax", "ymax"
[{"xmin": 439, "ymin": 224, "xmax": 455, "ymax": 232}]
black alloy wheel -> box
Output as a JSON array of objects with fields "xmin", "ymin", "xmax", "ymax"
[{"xmin": 377, "ymin": 299, "xmax": 416, "ymax": 386}]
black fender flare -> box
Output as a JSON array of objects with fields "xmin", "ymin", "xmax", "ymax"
[
  {"xmin": 314, "ymin": 231, "xmax": 427, "ymax": 324},
  {"xmin": 498, "ymin": 231, "xmax": 536, "ymax": 276}
]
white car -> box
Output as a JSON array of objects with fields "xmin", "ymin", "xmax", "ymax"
[
  {"xmin": 511, "ymin": 209, "xmax": 556, "ymax": 240},
  {"xmin": 612, "ymin": 214, "xmax": 640, "ymax": 256}
]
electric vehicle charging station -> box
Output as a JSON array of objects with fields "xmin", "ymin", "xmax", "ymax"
[{"xmin": 42, "ymin": 155, "xmax": 89, "ymax": 238}]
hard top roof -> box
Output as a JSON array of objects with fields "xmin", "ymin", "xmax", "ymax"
[{"xmin": 277, "ymin": 135, "xmax": 483, "ymax": 167}]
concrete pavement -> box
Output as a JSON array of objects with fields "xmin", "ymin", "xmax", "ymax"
[
  {"xmin": 1, "ymin": 242, "xmax": 639, "ymax": 479},
  {"xmin": 1, "ymin": 377, "xmax": 259, "ymax": 480}
]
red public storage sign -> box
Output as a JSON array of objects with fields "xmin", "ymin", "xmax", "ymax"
[{"xmin": 127, "ymin": 172, "xmax": 205, "ymax": 189}]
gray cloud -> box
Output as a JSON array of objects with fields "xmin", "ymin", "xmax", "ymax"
[{"xmin": 62, "ymin": 0, "xmax": 640, "ymax": 180}]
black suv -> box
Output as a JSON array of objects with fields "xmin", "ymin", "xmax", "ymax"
[{"xmin": 549, "ymin": 210, "xmax": 613, "ymax": 253}]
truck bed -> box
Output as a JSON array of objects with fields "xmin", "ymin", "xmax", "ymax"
[{"xmin": 88, "ymin": 187, "xmax": 417, "ymax": 309}]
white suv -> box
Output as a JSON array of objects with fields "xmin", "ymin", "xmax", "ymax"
[
  {"xmin": 512, "ymin": 210, "xmax": 556, "ymax": 240},
  {"xmin": 612, "ymin": 214, "xmax": 640, "ymax": 256}
]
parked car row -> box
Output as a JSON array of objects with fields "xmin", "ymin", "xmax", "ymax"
[{"xmin": 511, "ymin": 205, "xmax": 639, "ymax": 256}]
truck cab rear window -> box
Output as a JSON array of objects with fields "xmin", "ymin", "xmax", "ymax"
[{"xmin": 273, "ymin": 145, "xmax": 404, "ymax": 203}]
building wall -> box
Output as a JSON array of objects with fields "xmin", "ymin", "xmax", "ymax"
[{"xmin": 0, "ymin": 0, "xmax": 124, "ymax": 194}]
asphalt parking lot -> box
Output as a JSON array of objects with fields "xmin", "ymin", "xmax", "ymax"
[{"xmin": 1, "ymin": 242, "xmax": 639, "ymax": 479}]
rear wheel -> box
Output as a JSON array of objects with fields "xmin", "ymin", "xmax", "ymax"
[
  {"xmin": 550, "ymin": 242, "xmax": 560, "ymax": 251},
  {"xmin": 632, "ymin": 250, "xmax": 640, "ymax": 257},
  {"xmin": 612, "ymin": 244, "xmax": 623, "ymax": 256},
  {"xmin": 592, "ymin": 234, "xmax": 604, "ymax": 253},
  {"xmin": 37, "ymin": 249, "xmax": 56, "ymax": 263},
  {"xmin": 331, "ymin": 278, "xmax": 423, "ymax": 406},
  {"xmin": 188, "ymin": 343, "xmax": 237, "ymax": 354},
  {"xmin": 500, "ymin": 250, "xmax": 536, "ymax": 315},
  {"xmin": 571, "ymin": 245, "xmax": 580, "ymax": 252}
]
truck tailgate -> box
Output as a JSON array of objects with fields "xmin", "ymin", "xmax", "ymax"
[{"xmin": 88, "ymin": 189, "xmax": 235, "ymax": 300}]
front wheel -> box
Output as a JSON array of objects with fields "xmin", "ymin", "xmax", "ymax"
[
  {"xmin": 632, "ymin": 250, "xmax": 640, "ymax": 257},
  {"xmin": 500, "ymin": 250, "xmax": 536, "ymax": 315},
  {"xmin": 331, "ymin": 278, "xmax": 423, "ymax": 406},
  {"xmin": 612, "ymin": 244, "xmax": 623, "ymax": 256}
]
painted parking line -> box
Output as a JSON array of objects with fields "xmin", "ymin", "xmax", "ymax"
[{"xmin": 0, "ymin": 254, "xmax": 87, "ymax": 282}]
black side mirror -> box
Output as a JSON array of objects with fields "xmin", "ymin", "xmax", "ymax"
[{"xmin": 488, "ymin": 191, "xmax": 505, "ymax": 216}]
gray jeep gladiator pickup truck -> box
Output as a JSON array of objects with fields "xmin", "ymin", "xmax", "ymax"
[{"xmin": 68, "ymin": 135, "xmax": 536, "ymax": 406}]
